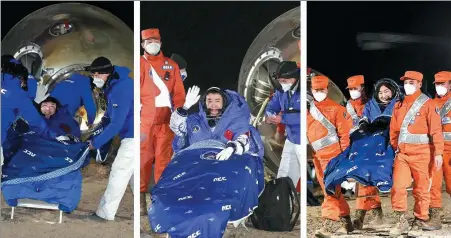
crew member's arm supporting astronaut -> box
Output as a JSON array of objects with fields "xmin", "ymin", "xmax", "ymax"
[
  {"xmin": 80, "ymin": 75, "xmax": 97, "ymax": 125},
  {"xmin": 170, "ymin": 86, "xmax": 250, "ymax": 160}
]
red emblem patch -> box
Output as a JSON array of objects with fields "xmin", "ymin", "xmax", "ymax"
[{"xmin": 224, "ymin": 130, "xmax": 234, "ymax": 141}]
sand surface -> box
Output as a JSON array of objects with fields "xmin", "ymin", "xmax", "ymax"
[{"xmin": 307, "ymin": 189, "xmax": 451, "ymax": 238}]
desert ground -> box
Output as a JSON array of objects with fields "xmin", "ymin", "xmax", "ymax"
[{"xmin": 307, "ymin": 188, "xmax": 451, "ymax": 238}]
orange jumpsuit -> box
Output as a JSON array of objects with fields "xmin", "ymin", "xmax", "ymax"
[
  {"xmin": 140, "ymin": 51, "xmax": 186, "ymax": 192},
  {"xmin": 308, "ymin": 97, "xmax": 353, "ymax": 221},
  {"xmin": 349, "ymin": 98, "xmax": 366, "ymax": 116},
  {"xmin": 390, "ymin": 90, "xmax": 444, "ymax": 220},
  {"xmin": 430, "ymin": 92, "xmax": 451, "ymax": 208},
  {"xmin": 349, "ymin": 98, "xmax": 382, "ymax": 211}
]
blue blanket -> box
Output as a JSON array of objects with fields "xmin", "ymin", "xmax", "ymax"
[
  {"xmin": 1, "ymin": 133, "xmax": 90, "ymax": 212},
  {"xmin": 324, "ymin": 129, "xmax": 395, "ymax": 195},
  {"xmin": 148, "ymin": 140, "xmax": 264, "ymax": 238}
]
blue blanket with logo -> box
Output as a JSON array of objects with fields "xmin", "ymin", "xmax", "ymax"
[
  {"xmin": 1, "ymin": 131, "xmax": 90, "ymax": 212},
  {"xmin": 148, "ymin": 140, "xmax": 264, "ymax": 238},
  {"xmin": 324, "ymin": 129, "xmax": 395, "ymax": 195}
]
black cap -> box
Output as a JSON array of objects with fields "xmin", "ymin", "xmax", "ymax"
[
  {"xmin": 276, "ymin": 61, "xmax": 299, "ymax": 79},
  {"xmin": 88, "ymin": 56, "xmax": 113, "ymax": 74},
  {"xmin": 170, "ymin": 53, "xmax": 187, "ymax": 69}
]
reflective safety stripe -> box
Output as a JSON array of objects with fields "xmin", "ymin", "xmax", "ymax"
[
  {"xmin": 444, "ymin": 132, "xmax": 451, "ymax": 142},
  {"xmin": 440, "ymin": 98, "xmax": 451, "ymax": 141},
  {"xmin": 150, "ymin": 65, "xmax": 172, "ymax": 109},
  {"xmin": 439, "ymin": 97, "xmax": 451, "ymax": 119},
  {"xmin": 346, "ymin": 101, "xmax": 360, "ymax": 134},
  {"xmin": 398, "ymin": 94, "xmax": 430, "ymax": 144},
  {"xmin": 309, "ymin": 102, "xmax": 339, "ymax": 151}
]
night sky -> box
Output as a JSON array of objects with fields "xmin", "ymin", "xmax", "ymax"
[
  {"xmin": 1, "ymin": 1, "xmax": 134, "ymax": 39},
  {"xmin": 308, "ymin": 1, "xmax": 451, "ymax": 95},
  {"xmin": 141, "ymin": 1, "xmax": 300, "ymax": 91}
]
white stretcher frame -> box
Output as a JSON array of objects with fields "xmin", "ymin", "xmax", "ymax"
[{"xmin": 10, "ymin": 199, "xmax": 63, "ymax": 224}]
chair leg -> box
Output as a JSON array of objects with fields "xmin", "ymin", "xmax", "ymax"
[{"xmin": 11, "ymin": 207, "xmax": 14, "ymax": 220}]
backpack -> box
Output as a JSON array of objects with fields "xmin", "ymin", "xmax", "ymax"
[{"xmin": 250, "ymin": 177, "xmax": 300, "ymax": 231}]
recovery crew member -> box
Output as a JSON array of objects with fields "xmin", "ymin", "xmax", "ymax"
[
  {"xmin": 170, "ymin": 53, "xmax": 188, "ymax": 82},
  {"xmin": 345, "ymin": 75, "xmax": 384, "ymax": 229},
  {"xmin": 85, "ymin": 56, "xmax": 134, "ymax": 221},
  {"xmin": 140, "ymin": 28, "xmax": 186, "ymax": 213},
  {"xmin": 429, "ymin": 71, "xmax": 451, "ymax": 229},
  {"xmin": 389, "ymin": 71, "xmax": 443, "ymax": 236},
  {"xmin": 346, "ymin": 75, "xmax": 367, "ymax": 133},
  {"xmin": 307, "ymin": 75, "xmax": 354, "ymax": 236},
  {"xmin": 140, "ymin": 28, "xmax": 156, "ymax": 215},
  {"xmin": 1, "ymin": 55, "xmax": 59, "ymax": 144},
  {"xmin": 51, "ymin": 73, "xmax": 97, "ymax": 125},
  {"xmin": 265, "ymin": 61, "xmax": 301, "ymax": 186},
  {"xmin": 170, "ymin": 86, "xmax": 261, "ymax": 157}
]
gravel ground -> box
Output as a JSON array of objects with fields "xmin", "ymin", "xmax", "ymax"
[{"xmin": 307, "ymin": 189, "xmax": 451, "ymax": 238}]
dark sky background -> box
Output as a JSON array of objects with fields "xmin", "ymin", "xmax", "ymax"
[
  {"xmin": 1, "ymin": 2, "xmax": 134, "ymax": 39},
  {"xmin": 141, "ymin": 1, "xmax": 300, "ymax": 91},
  {"xmin": 308, "ymin": 1, "xmax": 451, "ymax": 96}
]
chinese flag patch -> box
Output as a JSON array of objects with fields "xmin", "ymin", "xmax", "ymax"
[{"xmin": 224, "ymin": 130, "xmax": 234, "ymax": 141}]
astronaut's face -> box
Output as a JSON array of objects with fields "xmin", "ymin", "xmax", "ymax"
[
  {"xmin": 206, "ymin": 93, "xmax": 223, "ymax": 116},
  {"xmin": 378, "ymin": 85, "xmax": 393, "ymax": 103},
  {"xmin": 41, "ymin": 101, "xmax": 57, "ymax": 118}
]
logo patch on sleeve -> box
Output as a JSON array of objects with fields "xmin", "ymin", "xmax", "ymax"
[
  {"xmin": 113, "ymin": 104, "xmax": 118, "ymax": 108},
  {"xmin": 192, "ymin": 125, "xmax": 200, "ymax": 133}
]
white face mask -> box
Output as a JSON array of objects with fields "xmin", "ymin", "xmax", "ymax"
[
  {"xmin": 349, "ymin": 90, "xmax": 362, "ymax": 100},
  {"xmin": 313, "ymin": 92, "xmax": 327, "ymax": 102},
  {"xmin": 93, "ymin": 77, "xmax": 105, "ymax": 88},
  {"xmin": 436, "ymin": 85, "xmax": 448, "ymax": 96},
  {"xmin": 281, "ymin": 83, "xmax": 293, "ymax": 92},
  {"xmin": 145, "ymin": 43, "xmax": 161, "ymax": 55},
  {"xmin": 404, "ymin": 84, "xmax": 417, "ymax": 95}
]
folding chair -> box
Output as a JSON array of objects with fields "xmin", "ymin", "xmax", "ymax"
[{"xmin": 10, "ymin": 199, "xmax": 63, "ymax": 224}]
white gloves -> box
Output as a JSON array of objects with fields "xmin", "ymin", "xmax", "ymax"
[
  {"xmin": 152, "ymin": 66, "xmax": 172, "ymax": 108},
  {"xmin": 183, "ymin": 86, "xmax": 201, "ymax": 110},
  {"xmin": 216, "ymin": 147, "xmax": 234, "ymax": 161},
  {"xmin": 34, "ymin": 82, "xmax": 50, "ymax": 104},
  {"xmin": 170, "ymin": 111, "xmax": 188, "ymax": 136}
]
